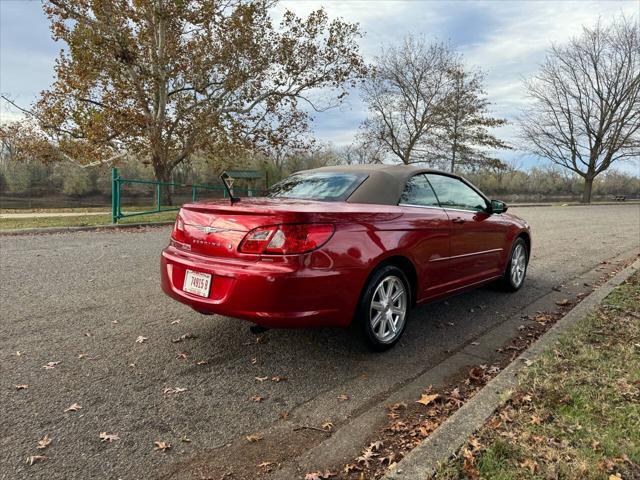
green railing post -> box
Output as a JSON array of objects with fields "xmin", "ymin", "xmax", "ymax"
[
  {"xmin": 111, "ymin": 167, "xmax": 118, "ymax": 224},
  {"xmin": 156, "ymin": 183, "xmax": 161, "ymax": 212},
  {"xmin": 192, "ymin": 185, "xmax": 197, "ymax": 202}
]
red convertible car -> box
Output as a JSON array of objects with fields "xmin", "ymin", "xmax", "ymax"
[{"xmin": 161, "ymin": 165, "xmax": 531, "ymax": 351}]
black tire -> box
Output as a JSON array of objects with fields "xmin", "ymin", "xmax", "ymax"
[
  {"xmin": 499, "ymin": 237, "xmax": 528, "ymax": 292},
  {"xmin": 354, "ymin": 265, "xmax": 411, "ymax": 352}
]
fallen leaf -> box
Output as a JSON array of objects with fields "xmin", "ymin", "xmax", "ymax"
[
  {"xmin": 529, "ymin": 414, "xmax": 543, "ymax": 425},
  {"xmin": 99, "ymin": 432, "xmax": 119, "ymax": 442},
  {"xmin": 246, "ymin": 433, "xmax": 263, "ymax": 442},
  {"xmin": 344, "ymin": 463, "xmax": 360, "ymax": 474},
  {"xmin": 16, "ymin": 351, "xmax": 24, "ymax": 356},
  {"xmin": 520, "ymin": 458, "xmax": 538, "ymax": 473},
  {"xmin": 37, "ymin": 434, "xmax": 52, "ymax": 449},
  {"xmin": 278, "ymin": 411, "xmax": 290, "ymax": 420},
  {"xmin": 469, "ymin": 366, "xmax": 486, "ymax": 382},
  {"xmin": 163, "ymin": 387, "xmax": 187, "ymax": 395},
  {"xmin": 255, "ymin": 376, "xmax": 269, "ymax": 382},
  {"xmin": 77, "ymin": 353, "xmax": 87, "ymax": 359},
  {"xmin": 250, "ymin": 395, "xmax": 265, "ymax": 403},
  {"xmin": 43, "ymin": 361, "xmax": 61, "ymax": 370},
  {"xmin": 180, "ymin": 435, "xmax": 191, "ymax": 443},
  {"xmin": 15, "ymin": 384, "xmax": 28, "ymax": 390},
  {"xmin": 388, "ymin": 402, "xmax": 407, "ymax": 411},
  {"xmin": 26, "ymin": 455, "xmax": 48, "ymax": 466},
  {"xmin": 135, "ymin": 336, "xmax": 148, "ymax": 344},
  {"xmin": 271, "ymin": 376, "xmax": 287, "ymax": 383},
  {"xmin": 258, "ymin": 461, "xmax": 276, "ymax": 471},
  {"xmin": 171, "ymin": 333, "xmax": 198, "ymax": 343},
  {"xmin": 170, "ymin": 320, "xmax": 181, "ymax": 324},
  {"xmin": 64, "ymin": 403, "xmax": 82, "ymax": 413},
  {"xmin": 337, "ymin": 394, "xmax": 350, "ymax": 402},
  {"xmin": 305, "ymin": 472, "xmax": 336, "ymax": 480},
  {"xmin": 195, "ymin": 360, "xmax": 208, "ymax": 365},
  {"xmin": 154, "ymin": 441, "xmax": 171, "ymax": 452},
  {"xmin": 321, "ymin": 422, "xmax": 334, "ymax": 432},
  {"xmin": 555, "ymin": 299, "xmax": 572, "ymax": 306},
  {"xmin": 416, "ymin": 392, "xmax": 440, "ymax": 406},
  {"xmin": 380, "ymin": 453, "xmax": 396, "ymax": 464},
  {"xmin": 356, "ymin": 448, "xmax": 378, "ymax": 467},
  {"xmin": 369, "ymin": 440, "xmax": 384, "ymax": 451},
  {"xmin": 470, "ymin": 341, "xmax": 480, "ymax": 346},
  {"xmin": 251, "ymin": 357, "xmax": 258, "ymax": 364},
  {"xmin": 175, "ymin": 352, "xmax": 188, "ymax": 359},
  {"xmin": 112, "ymin": 320, "xmax": 118, "ymax": 324}
]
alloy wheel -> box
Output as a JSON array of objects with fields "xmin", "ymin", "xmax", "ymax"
[
  {"xmin": 369, "ymin": 275, "xmax": 407, "ymax": 344},
  {"xmin": 510, "ymin": 243, "xmax": 527, "ymax": 287}
]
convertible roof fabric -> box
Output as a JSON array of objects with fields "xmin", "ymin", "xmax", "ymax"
[{"xmin": 302, "ymin": 164, "xmax": 456, "ymax": 205}]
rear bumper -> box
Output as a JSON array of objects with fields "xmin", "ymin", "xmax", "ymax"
[{"xmin": 160, "ymin": 246, "xmax": 359, "ymax": 328}]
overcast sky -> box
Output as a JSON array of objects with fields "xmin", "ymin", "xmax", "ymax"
[{"xmin": 1, "ymin": 0, "xmax": 638, "ymax": 171}]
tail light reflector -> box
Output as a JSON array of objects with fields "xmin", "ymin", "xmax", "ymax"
[{"xmin": 239, "ymin": 224, "xmax": 334, "ymax": 255}]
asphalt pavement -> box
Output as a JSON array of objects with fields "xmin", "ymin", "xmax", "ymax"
[{"xmin": 1, "ymin": 204, "xmax": 639, "ymax": 480}]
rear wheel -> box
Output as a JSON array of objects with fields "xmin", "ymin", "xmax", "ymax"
[
  {"xmin": 500, "ymin": 238, "xmax": 528, "ymax": 291},
  {"xmin": 355, "ymin": 265, "xmax": 410, "ymax": 352}
]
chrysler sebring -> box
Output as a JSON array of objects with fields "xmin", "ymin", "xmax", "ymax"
[{"xmin": 161, "ymin": 165, "xmax": 531, "ymax": 351}]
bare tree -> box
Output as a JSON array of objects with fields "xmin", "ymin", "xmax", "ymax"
[
  {"xmin": 338, "ymin": 139, "xmax": 385, "ymax": 165},
  {"xmin": 425, "ymin": 67, "xmax": 510, "ymax": 173},
  {"xmin": 519, "ymin": 16, "xmax": 640, "ymax": 203},
  {"xmin": 360, "ymin": 36, "xmax": 459, "ymax": 164}
]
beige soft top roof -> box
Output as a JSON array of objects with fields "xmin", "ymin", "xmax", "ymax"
[{"xmin": 301, "ymin": 164, "xmax": 460, "ymax": 205}]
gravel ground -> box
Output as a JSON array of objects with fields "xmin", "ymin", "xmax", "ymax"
[{"xmin": 0, "ymin": 204, "xmax": 638, "ymax": 480}]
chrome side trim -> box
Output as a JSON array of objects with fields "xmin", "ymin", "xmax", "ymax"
[
  {"xmin": 430, "ymin": 247, "xmax": 503, "ymax": 262},
  {"xmin": 399, "ymin": 203, "xmax": 444, "ymax": 211}
]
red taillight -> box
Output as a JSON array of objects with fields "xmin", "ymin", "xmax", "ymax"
[
  {"xmin": 238, "ymin": 224, "xmax": 334, "ymax": 255},
  {"xmin": 171, "ymin": 215, "xmax": 186, "ymax": 243}
]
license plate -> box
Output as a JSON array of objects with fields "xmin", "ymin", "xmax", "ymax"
[{"xmin": 183, "ymin": 270, "xmax": 212, "ymax": 298}]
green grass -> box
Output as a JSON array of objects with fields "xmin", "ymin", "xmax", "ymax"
[
  {"xmin": 436, "ymin": 272, "xmax": 640, "ymax": 480},
  {"xmin": 0, "ymin": 209, "xmax": 178, "ymax": 230}
]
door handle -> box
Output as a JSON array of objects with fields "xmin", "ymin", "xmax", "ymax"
[{"xmin": 452, "ymin": 217, "xmax": 466, "ymax": 224}]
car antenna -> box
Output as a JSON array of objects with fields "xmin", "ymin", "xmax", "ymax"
[{"xmin": 219, "ymin": 171, "xmax": 240, "ymax": 205}]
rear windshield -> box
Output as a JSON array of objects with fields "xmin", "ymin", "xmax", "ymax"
[{"xmin": 268, "ymin": 172, "xmax": 367, "ymax": 201}]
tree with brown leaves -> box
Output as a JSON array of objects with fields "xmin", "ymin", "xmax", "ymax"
[
  {"xmin": 26, "ymin": 0, "xmax": 365, "ymax": 185},
  {"xmin": 519, "ymin": 16, "xmax": 639, "ymax": 203}
]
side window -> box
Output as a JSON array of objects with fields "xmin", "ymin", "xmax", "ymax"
[
  {"xmin": 426, "ymin": 174, "xmax": 488, "ymax": 212},
  {"xmin": 399, "ymin": 174, "xmax": 440, "ymax": 207}
]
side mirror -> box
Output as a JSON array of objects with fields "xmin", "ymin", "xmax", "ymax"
[{"xmin": 491, "ymin": 199, "xmax": 508, "ymax": 214}]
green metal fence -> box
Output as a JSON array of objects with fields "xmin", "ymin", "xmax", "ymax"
[{"xmin": 110, "ymin": 167, "xmax": 256, "ymax": 224}]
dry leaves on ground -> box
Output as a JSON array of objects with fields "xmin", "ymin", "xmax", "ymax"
[
  {"xmin": 26, "ymin": 455, "xmax": 48, "ymax": 466},
  {"xmin": 337, "ymin": 394, "xmax": 350, "ymax": 401},
  {"xmin": 163, "ymin": 387, "xmax": 187, "ymax": 395},
  {"xmin": 37, "ymin": 434, "xmax": 52, "ymax": 449},
  {"xmin": 64, "ymin": 403, "xmax": 82, "ymax": 412},
  {"xmin": 154, "ymin": 441, "xmax": 171, "ymax": 452},
  {"xmin": 135, "ymin": 336, "xmax": 147, "ymax": 344},
  {"xmin": 15, "ymin": 384, "xmax": 28, "ymax": 390},
  {"xmin": 304, "ymin": 470, "xmax": 336, "ymax": 480},
  {"xmin": 43, "ymin": 361, "xmax": 61, "ymax": 370},
  {"xmin": 246, "ymin": 433, "xmax": 263, "ymax": 442},
  {"xmin": 171, "ymin": 333, "xmax": 198, "ymax": 343},
  {"xmin": 99, "ymin": 432, "xmax": 119, "ymax": 442}
]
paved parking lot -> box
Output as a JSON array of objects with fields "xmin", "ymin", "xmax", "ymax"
[{"xmin": 1, "ymin": 204, "xmax": 639, "ymax": 479}]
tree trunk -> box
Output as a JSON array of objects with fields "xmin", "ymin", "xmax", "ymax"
[
  {"xmin": 153, "ymin": 162, "xmax": 174, "ymax": 207},
  {"xmin": 581, "ymin": 176, "xmax": 594, "ymax": 204}
]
